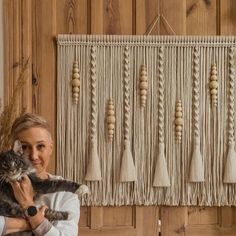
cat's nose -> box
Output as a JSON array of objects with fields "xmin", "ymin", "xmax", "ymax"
[{"xmin": 9, "ymin": 170, "xmax": 15, "ymax": 175}]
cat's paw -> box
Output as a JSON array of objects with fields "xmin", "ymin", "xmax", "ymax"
[{"xmin": 75, "ymin": 184, "xmax": 90, "ymax": 197}]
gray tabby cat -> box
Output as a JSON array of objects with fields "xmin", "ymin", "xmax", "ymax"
[{"xmin": 0, "ymin": 141, "xmax": 88, "ymax": 235}]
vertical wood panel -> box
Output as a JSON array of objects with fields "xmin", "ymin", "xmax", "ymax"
[
  {"xmin": 220, "ymin": 207, "xmax": 233, "ymax": 227},
  {"xmin": 186, "ymin": 0, "xmax": 218, "ymax": 35},
  {"xmin": 90, "ymin": 207, "xmax": 103, "ymax": 229},
  {"xmin": 56, "ymin": 0, "xmax": 88, "ymax": 34},
  {"xmin": 4, "ymin": 0, "xmax": 15, "ymax": 103},
  {"xmin": 21, "ymin": 0, "xmax": 33, "ymax": 112},
  {"xmin": 135, "ymin": 0, "xmax": 159, "ymax": 35},
  {"xmin": 160, "ymin": 0, "xmax": 186, "ymax": 35},
  {"xmin": 4, "ymin": 0, "xmax": 32, "ymax": 111},
  {"xmin": 91, "ymin": 0, "xmax": 104, "ymax": 34},
  {"xmin": 220, "ymin": 0, "xmax": 236, "ymax": 35},
  {"xmin": 161, "ymin": 207, "xmax": 188, "ymax": 236},
  {"xmin": 104, "ymin": 0, "xmax": 133, "ymax": 34},
  {"xmin": 188, "ymin": 207, "xmax": 218, "ymax": 225},
  {"xmin": 32, "ymin": 0, "xmax": 56, "ymax": 173}
]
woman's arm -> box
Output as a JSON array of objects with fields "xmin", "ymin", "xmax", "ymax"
[
  {"xmin": 8, "ymin": 176, "xmax": 80, "ymax": 236},
  {"xmin": 41, "ymin": 192, "xmax": 80, "ymax": 236},
  {"xmin": 10, "ymin": 176, "xmax": 46, "ymax": 230},
  {"xmin": 0, "ymin": 216, "xmax": 30, "ymax": 235}
]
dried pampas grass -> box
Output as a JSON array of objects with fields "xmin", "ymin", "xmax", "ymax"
[{"xmin": 0, "ymin": 59, "xmax": 29, "ymax": 152}]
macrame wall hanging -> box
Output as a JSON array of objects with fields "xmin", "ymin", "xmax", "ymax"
[{"xmin": 57, "ymin": 35, "xmax": 236, "ymax": 206}]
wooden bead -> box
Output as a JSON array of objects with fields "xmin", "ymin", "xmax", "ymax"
[
  {"xmin": 211, "ymin": 75, "xmax": 217, "ymax": 81},
  {"xmin": 140, "ymin": 90, "xmax": 147, "ymax": 95},
  {"xmin": 175, "ymin": 118, "xmax": 183, "ymax": 125},
  {"xmin": 107, "ymin": 110, "xmax": 115, "ymax": 116},
  {"xmin": 140, "ymin": 82, "xmax": 148, "ymax": 89},
  {"xmin": 108, "ymin": 124, "xmax": 114, "ymax": 129},
  {"xmin": 108, "ymin": 130, "xmax": 114, "ymax": 135},
  {"xmin": 175, "ymin": 111, "xmax": 183, "ymax": 118},
  {"xmin": 108, "ymin": 106, "xmax": 114, "ymax": 111},
  {"xmin": 107, "ymin": 116, "xmax": 115, "ymax": 124},
  {"xmin": 210, "ymin": 89, "xmax": 217, "ymax": 95},
  {"xmin": 72, "ymin": 93, "xmax": 79, "ymax": 98},
  {"xmin": 176, "ymin": 107, "xmax": 182, "ymax": 112},
  {"xmin": 72, "ymin": 79, "xmax": 80, "ymax": 87},
  {"xmin": 73, "ymin": 73, "xmax": 80, "ymax": 79},
  {"xmin": 73, "ymin": 68, "xmax": 79, "ymax": 73},
  {"xmin": 175, "ymin": 126, "xmax": 182, "ymax": 132},
  {"xmin": 73, "ymin": 87, "xmax": 80, "ymax": 93},
  {"xmin": 210, "ymin": 80, "xmax": 218, "ymax": 89}
]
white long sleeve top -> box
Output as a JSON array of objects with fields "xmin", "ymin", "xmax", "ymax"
[{"xmin": 0, "ymin": 175, "xmax": 80, "ymax": 236}]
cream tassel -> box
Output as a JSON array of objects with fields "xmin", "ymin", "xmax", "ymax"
[
  {"xmin": 153, "ymin": 46, "xmax": 170, "ymax": 187},
  {"xmin": 189, "ymin": 138, "xmax": 204, "ymax": 182},
  {"xmin": 224, "ymin": 47, "xmax": 236, "ymax": 183},
  {"xmin": 85, "ymin": 138, "xmax": 102, "ymax": 181},
  {"xmin": 120, "ymin": 140, "xmax": 137, "ymax": 182},
  {"xmin": 189, "ymin": 47, "xmax": 204, "ymax": 182},
  {"xmin": 224, "ymin": 142, "xmax": 236, "ymax": 183},
  {"xmin": 85, "ymin": 46, "xmax": 101, "ymax": 181},
  {"xmin": 119, "ymin": 46, "xmax": 136, "ymax": 182},
  {"xmin": 153, "ymin": 143, "xmax": 170, "ymax": 187}
]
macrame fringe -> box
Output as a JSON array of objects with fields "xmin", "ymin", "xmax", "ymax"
[{"xmin": 57, "ymin": 36, "xmax": 236, "ymax": 206}]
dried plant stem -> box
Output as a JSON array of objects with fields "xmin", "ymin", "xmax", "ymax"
[{"xmin": 0, "ymin": 59, "xmax": 29, "ymax": 151}]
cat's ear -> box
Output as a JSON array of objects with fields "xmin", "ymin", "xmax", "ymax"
[{"xmin": 13, "ymin": 140, "xmax": 23, "ymax": 155}]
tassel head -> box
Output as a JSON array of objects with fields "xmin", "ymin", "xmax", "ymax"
[
  {"xmin": 189, "ymin": 141, "xmax": 204, "ymax": 182},
  {"xmin": 85, "ymin": 139, "xmax": 102, "ymax": 181},
  {"xmin": 153, "ymin": 143, "xmax": 170, "ymax": 187},
  {"xmin": 223, "ymin": 142, "xmax": 236, "ymax": 183},
  {"xmin": 119, "ymin": 140, "xmax": 137, "ymax": 182}
]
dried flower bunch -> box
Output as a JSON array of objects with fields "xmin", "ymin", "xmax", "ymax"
[{"xmin": 0, "ymin": 60, "xmax": 28, "ymax": 152}]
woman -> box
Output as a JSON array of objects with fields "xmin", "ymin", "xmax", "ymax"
[{"xmin": 0, "ymin": 113, "xmax": 80, "ymax": 235}]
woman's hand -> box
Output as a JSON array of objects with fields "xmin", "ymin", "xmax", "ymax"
[
  {"xmin": 5, "ymin": 217, "xmax": 31, "ymax": 234},
  {"xmin": 10, "ymin": 175, "xmax": 35, "ymax": 209}
]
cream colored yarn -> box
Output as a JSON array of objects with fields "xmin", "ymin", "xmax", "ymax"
[{"xmin": 57, "ymin": 35, "xmax": 236, "ymax": 206}]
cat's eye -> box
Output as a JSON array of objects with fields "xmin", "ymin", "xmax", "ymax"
[{"xmin": 22, "ymin": 144, "xmax": 29, "ymax": 150}]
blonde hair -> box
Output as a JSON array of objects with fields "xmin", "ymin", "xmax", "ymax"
[{"xmin": 11, "ymin": 113, "xmax": 52, "ymax": 141}]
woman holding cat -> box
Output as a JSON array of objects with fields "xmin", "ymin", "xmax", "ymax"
[{"xmin": 0, "ymin": 113, "xmax": 80, "ymax": 235}]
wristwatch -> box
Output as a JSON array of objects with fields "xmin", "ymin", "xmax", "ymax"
[{"xmin": 25, "ymin": 205, "xmax": 38, "ymax": 217}]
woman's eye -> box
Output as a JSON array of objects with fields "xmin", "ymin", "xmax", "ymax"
[{"xmin": 37, "ymin": 144, "xmax": 45, "ymax": 150}]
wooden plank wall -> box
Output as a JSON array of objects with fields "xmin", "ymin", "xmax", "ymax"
[{"xmin": 3, "ymin": 0, "xmax": 236, "ymax": 235}]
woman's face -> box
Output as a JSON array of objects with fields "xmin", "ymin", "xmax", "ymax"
[{"xmin": 16, "ymin": 127, "xmax": 53, "ymax": 178}]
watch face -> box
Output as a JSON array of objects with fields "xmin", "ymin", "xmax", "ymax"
[{"xmin": 27, "ymin": 206, "xmax": 38, "ymax": 217}]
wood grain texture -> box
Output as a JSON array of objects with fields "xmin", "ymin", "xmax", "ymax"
[
  {"xmin": 161, "ymin": 207, "xmax": 188, "ymax": 236},
  {"xmin": 4, "ymin": 0, "xmax": 32, "ymax": 111},
  {"xmin": 220, "ymin": 0, "xmax": 236, "ymax": 34},
  {"xmin": 91, "ymin": 0, "xmax": 104, "ymax": 33},
  {"xmin": 135, "ymin": 0, "xmax": 159, "ymax": 35},
  {"xmin": 32, "ymin": 0, "xmax": 57, "ymax": 173},
  {"xmin": 4, "ymin": 1, "xmax": 236, "ymax": 236},
  {"xmin": 80, "ymin": 206, "xmax": 159, "ymax": 236},
  {"xmin": 186, "ymin": 0, "xmax": 218, "ymax": 35},
  {"xmin": 159, "ymin": 0, "xmax": 186, "ymax": 35},
  {"xmin": 56, "ymin": 0, "xmax": 88, "ymax": 34}
]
